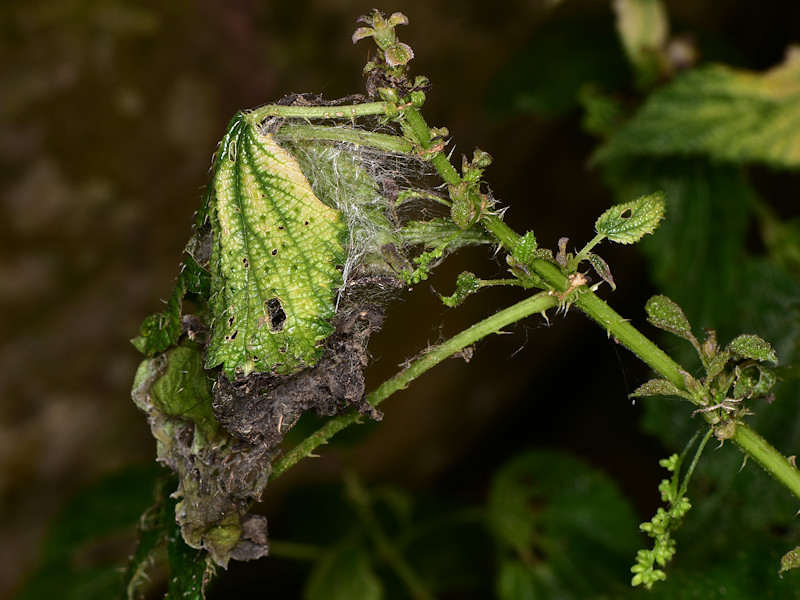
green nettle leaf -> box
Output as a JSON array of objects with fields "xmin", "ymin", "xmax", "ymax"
[
  {"xmin": 449, "ymin": 183, "xmax": 477, "ymax": 230},
  {"xmin": 704, "ymin": 349, "xmax": 731, "ymax": 381},
  {"xmin": 600, "ymin": 161, "xmax": 753, "ymax": 342},
  {"xmin": 440, "ymin": 271, "xmax": 481, "ymax": 307},
  {"xmin": 595, "ymin": 191, "xmax": 665, "ymax": 244},
  {"xmin": 594, "ymin": 48, "xmax": 800, "ymax": 168},
  {"xmin": 630, "ymin": 378, "xmax": 693, "ymax": 401},
  {"xmin": 780, "ymin": 546, "xmax": 800, "ymax": 576},
  {"xmin": 512, "ymin": 231, "xmax": 539, "ymax": 264},
  {"xmin": 733, "ymin": 364, "xmax": 777, "ymax": 400},
  {"xmin": 205, "ymin": 113, "xmax": 347, "ymax": 378},
  {"xmin": 645, "ymin": 294, "xmax": 698, "ymax": 345},
  {"xmin": 727, "ymin": 334, "xmax": 779, "ymax": 364},
  {"xmin": 384, "ymin": 42, "xmax": 414, "ymax": 68},
  {"xmin": 587, "ymin": 252, "xmax": 616, "ymax": 290}
]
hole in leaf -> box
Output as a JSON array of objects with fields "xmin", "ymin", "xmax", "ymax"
[
  {"xmin": 227, "ymin": 316, "xmax": 235, "ymax": 328},
  {"xmin": 225, "ymin": 330, "xmax": 238, "ymax": 341},
  {"xmin": 620, "ymin": 208, "xmax": 633, "ymax": 219},
  {"xmin": 242, "ymin": 257, "xmax": 250, "ymax": 269},
  {"xmin": 266, "ymin": 297, "xmax": 286, "ymax": 332},
  {"xmin": 271, "ymin": 248, "xmax": 278, "ymax": 256}
]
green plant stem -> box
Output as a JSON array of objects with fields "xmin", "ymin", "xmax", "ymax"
[
  {"xmin": 261, "ymin": 93, "xmax": 800, "ymax": 503},
  {"xmin": 678, "ymin": 428, "xmax": 713, "ymax": 498},
  {"xmin": 277, "ymin": 122, "xmax": 415, "ymax": 154},
  {"xmin": 478, "ymin": 278, "xmax": 527, "ymax": 288},
  {"xmin": 574, "ymin": 294, "xmax": 687, "ymax": 390},
  {"xmin": 531, "ymin": 260, "xmax": 800, "ymax": 501},
  {"xmin": 269, "ymin": 291, "xmax": 559, "ymax": 480},
  {"xmin": 396, "ymin": 100, "xmax": 800, "ymax": 502},
  {"xmin": 345, "ymin": 472, "xmax": 436, "ymax": 600},
  {"xmin": 401, "ymin": 107, "xmax": 520, "ymax": 250},
  {"xmin": 482, "ymin": 213, "xmax": 521, "ymax": 250},
  {"xmin": 248, "ymin": 101, "xmax": 390, "ymax": 121},
  {"xmin": 573, "ymin": 232, "xmax": 608, "ymax": 266},
  {"xmin": 398, "ymin": 101, "xmax": 685, "ymax": 388},
  {"xmin": 521, "ymin": 259, "xmax": 688, "ymax": 389},
  {"xmin": 399, "ymin": 105, "xmax": 462, "ymax": 185},
  {"xmin": 732, "ymin": 424, "xmax": 800, "ymax": 500}
]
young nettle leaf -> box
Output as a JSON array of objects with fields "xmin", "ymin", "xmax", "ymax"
[
  {"xmin": 630, "ymin": 378, "xmax": 694, "ymax": 402},
  {"xmin": 780, "ymin": 546, "xmax": 800, "ymax": 576},
  {"xmin": 727, "ymin": 334, "xmax": 779, "ymax": 364},
  {"xmin": 512, "ymin": 230, "xmax": 539, "ymax": 264},
  {"xmin": 733, "ymin": 363, "xmax": 777, "ymax": 400},
  {"xmin": 700, "ymin": 328, "xmax": 719, "ymax": 362},
  {"xmin": 509, "ymin": 231, "xmax": 552, "ymax": 284},
  {"xmin": 645, "ymin": 294, "xmax": 698, "ymax": 346},
  {"xmin": 555, "ymin": 236, "xmax": 569, "ymax": 267},
  {"xmin": 450, "ymin": 182, "xmax": 478, "ymax": 230},
  {"xmin": 704, "ymin": 348, "xmax": 731, "ymax": 381},
  {"xmin": 587, "ymin": 252, "xmax": 616, "ymax": 290},
  {"xmin": 595, "ymin": 191, "xmax": 665, "ymax": 244},
  {"xmin": 205, "ymin": 113, "xmax": 347, "ymax": 378},
  {"xmin": 440, "ymin": 271, "xmax": 481, "ymax": 307},
  {"xmin": 164, "ymin": 493, "xmax": 216, "ymax": 600}
]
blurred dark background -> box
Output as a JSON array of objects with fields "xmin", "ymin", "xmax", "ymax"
[{"xmin": 2, "ymin": 0, "xmax": 799, "ymax": 596}]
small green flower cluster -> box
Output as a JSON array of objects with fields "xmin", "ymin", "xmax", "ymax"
[{"xmin": 631, "ymin": 454, "xmax": 692, "ymax": 588}]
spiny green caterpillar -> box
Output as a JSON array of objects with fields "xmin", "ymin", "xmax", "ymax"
[{"xmin": 205, "ymin": 112, "xmax": 347, "ymax": 378}]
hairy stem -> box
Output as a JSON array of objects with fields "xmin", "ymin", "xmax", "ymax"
[
  {"xmin": 277, "ymin": 122, "xmax": 415, "ymax": 154},
  {"xmin": 399, "ymin": 105, "xmax": 462, "ymax": 185},
  {"xmin": 249, "ymin": 101, "xmax": 390, "ymax": 121},
  {"xmin": 732, "ymin": 424, "xmax": 800, "ymax": 500},
  {"xmin": 573, "ymin": 232, "xmax": 608, "ymax": 266},
  {"xmin": 269, "ymin": 291, "xmax": 559, "ymax": 480},
  {"xmin": 388, "ymin": 101, "xmax": 800, "ymax": 502},
  {"xmin": 401, "ymin": 108, "xmax": 522, "ymax": 250},
  {"xmin": 262, "ymin": 94, "xmax": 800, "ymax": 503},
  {"xmin": 481, "ymin": 213, "xmax": 521, "ymax": 250},
  {"xmin": 530, "ymin": 261, "xmax": 800, "ymax": 500},
  {"xmin": 679, "ymin": 428, "xmax": 713, "ymax": 498}
]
